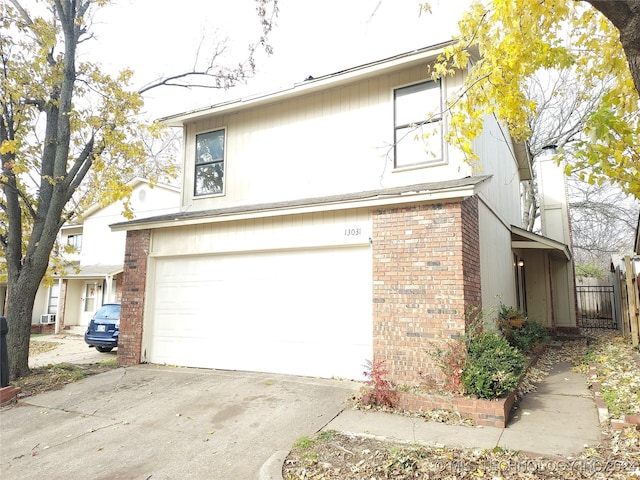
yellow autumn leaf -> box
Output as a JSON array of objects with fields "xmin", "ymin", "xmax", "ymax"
[{"xmin": 0, "ymin": 140, "xmax": 16, "ymax": 155}]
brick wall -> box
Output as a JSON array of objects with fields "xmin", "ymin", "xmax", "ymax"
[
  {"xmin": 372, "ymin": 197, "xmax": 481, "ymax": 386},
  {"xmin": 117, "ymin": 229, "xmax": 150, "ymax": 366},
  {"xmin": 461, "ymin": 196, "xmax": 482, "ymax": 325}
]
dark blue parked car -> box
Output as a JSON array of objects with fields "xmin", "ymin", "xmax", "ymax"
[{"xmin": 84, "ymin": 303, "xmax": 120, "ymax": 353}]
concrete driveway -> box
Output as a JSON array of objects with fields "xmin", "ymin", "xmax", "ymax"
[{"xmin": 0, "ymin": 364, "xmax": 359, "ymax": 479}]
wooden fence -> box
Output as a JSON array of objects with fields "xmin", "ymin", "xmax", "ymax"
[{"xmin": 615, "ymin": 256, "xmax": 639, "ymax": 347}]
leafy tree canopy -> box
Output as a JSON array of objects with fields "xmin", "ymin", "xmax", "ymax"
[
  {"xmin": 575, "ymin": 262, "xmax": 607, "ymax": 278},
  {"xmin": 426, "ymin": 0, "xmax": 640, "ymax": 199},
  {"xmin": 0, "ymin": 0, "xmax": 277, "ymax": 378}
]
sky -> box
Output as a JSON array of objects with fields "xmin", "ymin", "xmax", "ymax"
[{"xmin": 89, "ymin": 0, "xmax": 468, "ymax": 120}]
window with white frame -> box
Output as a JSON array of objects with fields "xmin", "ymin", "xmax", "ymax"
[
  {"xmin": 67, "ymin": 234, "xmax": 82, "ymax": 251},
  {"xmin": 394, "ymin": 80, "xmax": 443, "ymax": 168},
  {"xmin": 195, "ymin": 129, "xmax": 226, "ymax": 196}
]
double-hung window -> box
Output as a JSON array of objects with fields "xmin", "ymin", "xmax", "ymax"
[
  {"xmin": 394, "ymin": 80, "xmax": 443, "ymax": 168},
  {"xmin": 195, "ymin": 128, "xmax": 226, "ymax": 196}
]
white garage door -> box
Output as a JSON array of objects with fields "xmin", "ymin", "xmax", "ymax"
[{"xmin": 146, "ymin": 246, "xmax": 372, "ymax": 379}]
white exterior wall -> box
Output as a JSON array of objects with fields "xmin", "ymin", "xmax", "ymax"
[
  {"xmin": 522, "ymin": 250, "xmax": 553, "ymax": 326},
  {"xmin": 81, "ymin": 183, "xmax": 179, "ymax": 265},
  {"xmin": 474, "ymin": 114, "xmax": 523, "ymax": 228},
  {"xmin": 150, "ymin": 209, "xmax": 371, "ymax": 257},
  {"xmin": 31, "ymin": 285, "xmax": 49, "ymax": 325},
  {"xmin": 181, "ymin": 65, "xmax": 471, "ymax": 211},
  {"xmin": 537, "ymin": 153, "xmax": 572, "ymax": 245},
  {"xmin": 478, "ymin": 199, "xmax": 517, "ymax": 320},
  {"xmin": 473, "ymin": 114, "xmax": 526, "ymax": 320}
]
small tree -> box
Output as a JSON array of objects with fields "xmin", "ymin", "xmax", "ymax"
[{"xmin": 0, "ymin": 0, "xmax": 278, "ymax": 378}]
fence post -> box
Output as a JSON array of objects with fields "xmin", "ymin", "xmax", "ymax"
[
  {"xmin": 617, "ymin": 266, "xmax": 630, "ymax": 338},
  {"xmin": 624, "ymin": 256, "xmax": 639, "ymax": 347}
]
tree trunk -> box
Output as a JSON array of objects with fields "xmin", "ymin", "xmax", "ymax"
[
  {"xmin": 584, "ymin": 1, "xmax": 640, "ymax": 95},
  {"xmin": 6, "ymin": 268, "xmax": 44, "ymax": 379}
]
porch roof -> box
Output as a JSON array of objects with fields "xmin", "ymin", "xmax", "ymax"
[
  {"xmin": 54, "ymin": 264, "xmax": 123, "ymax": 279},
  {"xmin": 511, "ymin": 226, "xmax": 572, "ymax": 261}
]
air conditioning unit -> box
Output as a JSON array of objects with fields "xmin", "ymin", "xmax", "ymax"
[{"xmin": 40, "ymin": 314, "xmax": 56, "ymax": 324}]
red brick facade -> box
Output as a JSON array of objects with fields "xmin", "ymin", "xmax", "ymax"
[
  {"xmin": 117, "ymin": 229, "xmax": 150, "ymax": 366},
  {"xmin": 372, "ymin": 197, "xmax": 481, "ymax": 386}
]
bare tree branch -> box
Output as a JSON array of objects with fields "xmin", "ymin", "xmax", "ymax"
[{"xmin": 139, "ymin": 0, "xmax": 279, "ymax": 95}]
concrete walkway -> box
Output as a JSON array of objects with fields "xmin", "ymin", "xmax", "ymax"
[
  {"xmin": 324, "ymin": 361, "xmax": 601, "ymax": 458},
  {"xmin": 30, "ymin": 332, "xmax": 113, "ymax": 368}
]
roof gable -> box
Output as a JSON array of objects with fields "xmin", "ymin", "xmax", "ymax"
[{"xmin": 61, "ymin": 178, "xmax": 180, "ymax": 229}]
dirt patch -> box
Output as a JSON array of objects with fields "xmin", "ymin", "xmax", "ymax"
[{"xmin": 284, "ymin": 428, "xmax": 640, "ymax": 479}]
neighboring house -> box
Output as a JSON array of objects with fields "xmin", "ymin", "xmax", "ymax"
[
  {"xmin": 28, "ymin": 178, "xmax": 180, "ymax": 333},
  {"xmin": 112, "ymin": 44, "xmax": 577, "ymax": 383}
]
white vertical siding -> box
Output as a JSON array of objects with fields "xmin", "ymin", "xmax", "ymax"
[
  {"xmin": 473, "ymin": 114, "xmax": 523, "ymax": 228},
  {"xmin": 521, "ymin": 249, "xmax": 553, "ymax": 326},
  {"xmin": 81, "ymin": 184, "xmax": 179, "ymax": 266},
  {"xmin": 151, "ymin": 208, "xmax": 372, "ymax": 257},
  {"xmin": 181, "ymin": 65, "xmax": 474, "ymax": 212},
  {"xmin": 478, "ymin": 201, "xmax": 517, "ymax": 318}
]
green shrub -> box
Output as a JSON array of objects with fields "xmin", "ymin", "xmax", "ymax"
[
  {"xmin": 501, "ymin": 319, "xmax": 549, "ymax": 353},
  {"xmin": 461, "ymin": 331, "xmax": 525, "ymax": 399},
  {"xmin": 498, "ymin": 304, "xmax": 527, "ymax": 325}
]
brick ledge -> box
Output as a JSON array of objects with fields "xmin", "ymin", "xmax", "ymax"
[
  {"xmin": 0, "ymin": 386, "xmax": 21, "ymax": 406},
  {"xmin": 396, "ymin": 344, "xmax": 545, "ymax": 428}
]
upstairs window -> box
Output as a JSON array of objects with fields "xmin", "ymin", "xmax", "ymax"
[
  {"xmin": 67, "ymin": 234, "xmax": 82, "ymax": 250},
  {"xmin": 195, "ymin": 129, "xmax": 226, "ymax": 196},
  {"xmin": 394, "ymin": 80, "xmax": 443, "ymax": 168}
]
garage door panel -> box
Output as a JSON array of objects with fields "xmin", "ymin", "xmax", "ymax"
[{"xmin": 146, "ymin": 247, "xmax": 372, "ymax": 379}]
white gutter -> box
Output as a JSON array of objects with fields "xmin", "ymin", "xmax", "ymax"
[{"xmin": 111, "ymin": 183, "xmax": 478, "ymax": 232}]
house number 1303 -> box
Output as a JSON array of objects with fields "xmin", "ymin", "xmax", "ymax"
[{"xmin": 344, "ymin": 228, "xmax": 361, "ymax": 236}]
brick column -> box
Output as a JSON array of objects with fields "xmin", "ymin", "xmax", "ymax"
[
  {"xmin": 372, "ymin": 198, "xmax": 481, "ymax": 386},
  {"xmin": 117, "ymin": 229, "xmax": 150, "ymax": 366}
]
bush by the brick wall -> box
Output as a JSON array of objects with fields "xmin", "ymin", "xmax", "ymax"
[
  {"xmin": 462, "ymin": 330, "xmax": 525, "ymax": 399},
  {"xmin": 501, "ymin": 319, "xmax": 549, "ymax": 354}
]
